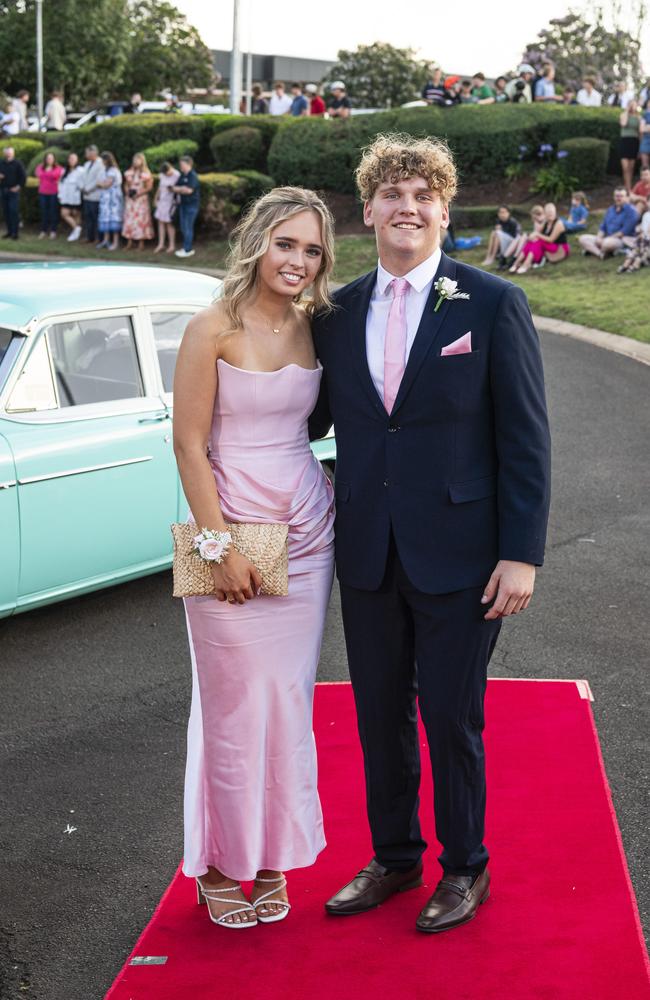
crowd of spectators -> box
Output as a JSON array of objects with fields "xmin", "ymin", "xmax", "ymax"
[{"xmin": 0, "ymin": 143, "xmax": 200, "ymax": 257}]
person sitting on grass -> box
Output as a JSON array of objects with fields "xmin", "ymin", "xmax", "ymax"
[
  {"xmin": 617, "ymin": 199, "xmax": 650, "ymax": 273},
  {"xmin": 560, "ymin": 191, "xmax": 589, "ymax": 233},
  {"xmin": 578, "ymin": 187, "xmax": 639, "ymax": 258},
  {"xmin": 509, "ymin": 202, "xmax": 568, "ymax": 274},
  {"xmin": 629, "ymin": 166, "xmax": 650, "ymax": 216},
  {"xmin": 481, "ymin": 205, "xmax": 522, "ymax": 268}
]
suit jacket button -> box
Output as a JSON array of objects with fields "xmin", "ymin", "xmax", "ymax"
[
  {"xmin": 383, "ymin": 479, "xmax": 389, "ymax": 486},
  {"xmin": 388, "ymin": 424, "xmax": 399, "ymax": 432}
]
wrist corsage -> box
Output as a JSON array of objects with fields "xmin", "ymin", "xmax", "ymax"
[{"xmin": 192, "ymin": 527, "xmax": 232, "ymax": 564}]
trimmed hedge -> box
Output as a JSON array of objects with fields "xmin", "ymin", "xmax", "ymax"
[
  {"xmin": 268, "ymin": 104, "xmax": 621, "ymax": 191},
  {"xmin": 558, "ymin": 137, "xmax": 609, "ymax": 188},
  {"xmin": 230, "ymin": 169, "xmax": 275, "ymax": 203},
  {"xmin": 210, "ymin": 126, "xmax": 264, "ymax": 172},
  {"xmin": 27, "ymin": 146, "xmax": 68, "ymax": 176},
  {"xmin": 142, "ymin": 138, "xmax": 199, "ymax": 173},
  {"xmin": 2, "ymin": 137, "xmax": 45, "ymax": 164}
]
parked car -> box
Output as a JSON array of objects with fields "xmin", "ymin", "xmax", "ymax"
[{"xmin": 0, "ymin": 263, "xmax": 335, "ymax": 618}]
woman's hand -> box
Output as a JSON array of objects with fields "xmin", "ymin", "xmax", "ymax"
[{"xmin": 210, "ymin": 549, "xmax": 263, "ymax": 604}]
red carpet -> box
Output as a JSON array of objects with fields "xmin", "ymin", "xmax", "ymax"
[{"xmin": 106, "ymin": 680, "xmax": 650, "ymax": 1000}]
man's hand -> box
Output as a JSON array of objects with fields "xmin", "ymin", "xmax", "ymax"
[{"xmin": 481, "ymin": 560, "xmax": 536, "ymax": 620}]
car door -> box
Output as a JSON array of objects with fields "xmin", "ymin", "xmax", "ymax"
[
  {"xmin": 0, "ymin": 430, "xmax": 19, "ymax": 617},
  {"xmin": 145, "ymin": 306, "xmax": 201, "ymax": 520},
  {"xmin": 4, "ymin": 308, "xmax": 178, "ymax": 607}
]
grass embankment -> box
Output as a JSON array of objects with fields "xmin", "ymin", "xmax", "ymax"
[
  {"xmin": 3, "ymin": 225, "xmax": 648, "ymax": 343},
  {"xmin": 331, "ymin": 232, "xmax": 650, "ymax": 343}
]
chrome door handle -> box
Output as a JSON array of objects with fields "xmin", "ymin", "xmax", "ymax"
[{"xmin": 138, "ymin": 412, "xmax": 171, "ymax": 424}]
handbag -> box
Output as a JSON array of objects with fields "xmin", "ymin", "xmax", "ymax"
[{"xmin": 170, "ymin": 521, "xmax": 289, "ymax": 598}]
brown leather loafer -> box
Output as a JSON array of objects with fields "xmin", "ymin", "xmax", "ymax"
[
  {"xmin": 325, "ymin": 858, "xmax": 423, "ymax": 915},
  {"xmin": 415, "ymin": 869, "xmax": 490, "ymax": 933}
]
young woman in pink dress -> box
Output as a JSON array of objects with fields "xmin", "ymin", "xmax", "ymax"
[
  {"xmin": 122, "ymin": 152, "xmax": 154, "ymax": 250},
  {"xmin": 173, "ymin": 187, "xmax": 336, "ymax": 929}
]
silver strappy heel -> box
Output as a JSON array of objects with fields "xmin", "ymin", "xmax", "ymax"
[
  {"xmin": 252, "ymin": 874, "xmax": 291, "ymax": 924},
  {"xmin": 196, "ymin": 878, "xmax": 257, "ymax": 929}
]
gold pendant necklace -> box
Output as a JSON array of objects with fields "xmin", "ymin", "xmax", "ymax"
[{"xmin": 251, "ymin": 304, "xmax": 292, "ymax": 335}]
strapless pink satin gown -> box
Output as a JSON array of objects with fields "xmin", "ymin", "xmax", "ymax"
[{"xmin": 182, "ymin": 359, "xmax": 335, "ymax": 881}]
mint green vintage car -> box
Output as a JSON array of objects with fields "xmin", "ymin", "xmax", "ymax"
[{"xmin": 0, "ymin": 263, "xmax": 335, "ymax": 618}]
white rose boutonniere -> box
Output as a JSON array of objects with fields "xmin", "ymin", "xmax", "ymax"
[{"xmin": 434, "ymin": 277, "xmax": 470, "ymax": 313}]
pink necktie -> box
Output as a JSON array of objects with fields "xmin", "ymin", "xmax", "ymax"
[{"xmin": 383, "ymin": 277, "xmax": 409, "ymax": 413}]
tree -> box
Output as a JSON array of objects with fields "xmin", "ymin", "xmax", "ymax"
[
  {"xmin": 521, "ymin": 9, "xmax": 644, "ymax": 91},
  {"xmin": 323, "ymin": 42, "xmax": 430, "ymax": 109},
  {"xmin": 0, "ymin": 0, "xmax": 213, "ymax": 108},
  {"xmin": 0, "ymin": 0, "xmax": 132, "ymax": 105},
  {"xmin": 124, "ymin": 1, "xmax": 214, "ymax": 97}
]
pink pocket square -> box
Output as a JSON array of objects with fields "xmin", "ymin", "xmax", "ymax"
[{"xmin": 441, "ymin": 331, "xmax": 472, "ymax": 356}]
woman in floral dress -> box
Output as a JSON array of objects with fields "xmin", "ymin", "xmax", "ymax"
[
  {"xmin": 122, "ymin": 152, "xmax": 154, "ymax": 250},
  {"xmin": 96, "ymin": 151, "xmax": 124, "ymax": 251}
]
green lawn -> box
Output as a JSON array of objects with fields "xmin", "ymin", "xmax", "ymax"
[
  {"xmin": 4, "ymin": 225, "xmax": 648, "ymax": 343},
  {"xmin": 332, "ymin": 232, "xmax": 650, "ymax": 344}
]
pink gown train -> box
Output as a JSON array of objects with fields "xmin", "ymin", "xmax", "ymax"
[{"xmin": 182, "ymin": 359, "xmax": 335, "ymax": 881}]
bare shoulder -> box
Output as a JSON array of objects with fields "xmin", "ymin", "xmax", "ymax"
[{"xmin": 182, "ymin": 300, "xmax": 234, "ymax": 356}]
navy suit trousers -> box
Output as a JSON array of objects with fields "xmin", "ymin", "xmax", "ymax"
[{"xmin": 339, "ymin": 533, "xmax": 502, "ymax": 875}]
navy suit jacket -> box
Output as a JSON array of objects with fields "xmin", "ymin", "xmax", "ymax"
[{"xmin": 309, "ymin": 252, "xmax": 552, "ymax": 594}]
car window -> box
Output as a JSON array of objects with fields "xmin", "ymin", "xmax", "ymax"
[
  {"xmin": 0, "ymin": 328, "xmax": 13, "ymax": 365},
  {"xmin": 151, "ymin": 311, "xmax": 194, "ymax": 392},
  {"xmin": 6, "ymin": 333, "xmax": 57, "ymax": 412},
  {"xmin": 46, "ymin": 315, "xmax": 144, "ymax": 407}
]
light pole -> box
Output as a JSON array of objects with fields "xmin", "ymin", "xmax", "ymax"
[
  {"xmin": 229, "ymin": 0, "xmax": 242, "ymax": 115},
  {"xmin": 35, "ymin": 0, "xmax": 44, "ymax": 123}
]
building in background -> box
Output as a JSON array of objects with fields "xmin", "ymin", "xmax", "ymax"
[{"xmin": 212, "ymin": 50, "xmax": 335, "ymax": 90}]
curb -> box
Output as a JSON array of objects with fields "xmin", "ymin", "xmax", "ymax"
[
  {"xmin": 532, "ymin": 315, "xmax": 650, "ymax": 367},
  {"xmin": 2, "ymin": 251, "xmax": 649, "ymax": 367}
]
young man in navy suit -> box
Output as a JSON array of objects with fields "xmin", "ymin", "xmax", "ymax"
[{"xmin": 310, "ymin": 134, "xmax": 551, "ymax": 932}]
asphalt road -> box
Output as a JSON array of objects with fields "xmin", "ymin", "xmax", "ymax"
[{"xmin": 1, "ymin": 330, "xmax": 649, "ymax": 1000}]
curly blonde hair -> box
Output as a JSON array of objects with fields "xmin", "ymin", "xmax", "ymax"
[
  {"xmin": 221, "ymin": 187, "xmax": 335, "ymax": 329},
  {"xmin": 355, "ymin": 133, "xmax": 458, "ymax": 204}
]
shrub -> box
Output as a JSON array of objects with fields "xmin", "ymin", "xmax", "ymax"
[
  {"xmin": 69, "ymin": 113, "xmax": 209, "ymax": 170},
  {"xmin": 197, "ymin": 172, "xmax": 249, "ymax": 236},
  {"xmin": 2, "ymin": 137, "xmax": 44, "ymax": 164},
  {"xmin": 267, "ymin": 104, "xmax": 621, "ymax": 192},
  {"xmin": 143, "ymin": 138, "xmax": 199, "ymax": 174},
  {"xmin": 230, "ymin": 169, "xmax": 275, "ymax": 203},
  {"xmin": 210, "ymin": 126, "xmax": 264, "ymax": 172},
  {"xmin": 27, "ymin": 146, "xmax": 68, "ymax": 176},
  {"xmin": 205, "ymin": 114, "xmax": 286, "ymax": 153},
  {"xmin": 22, "ymin": 177, "xmax": 40, "ymax": 224},
  {"xmin": 557, "ymin": 137, "xmax": 610, "ymax": 188}
]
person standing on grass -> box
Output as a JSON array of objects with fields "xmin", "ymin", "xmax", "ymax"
[
  {"xmin": 11, "ymin": 90, "xmax": 30, "ymax": 132},
  {"xmin": 250, "ymin": 84, "xmax": 269, "ymax": 114},
  {"xmin": 534, "ymin": 65, "xmax": 562, "ymax": 103},
  {"xmin": 35, "ymin": 151, "xmax": 63, "ymax": 240},
  {"xmin": 639, "ymin": 98, "xmax": 650, "ymax": 169},
  {"xmin": 619, "ymin": 99, "xmax": 642, "ymax": 192},
  {"xmin": 578, "ymin": 187, "xmax": 639, "ymax": 258},
  {"xmin": 81, "ymin": 145, "xmax": 104, "ymax": 244},
  {"xmin": 153, "ymin": 160, "xmax": 180, "ymax": 254},
  {"xmin": 0, "ymin": 146, "xmax": 26, "ymax": 240},
  {"xmin": 327, "ymin": 82, "xmax": 351, "ymax": 118},
  {"xmin": 122, "ymin": 152, "xmax": 154, "ymax": 251},
  {"xmin": 310, "ymin": 133, "xmax": 550, "ymax": 934},
  {"xmin": 96, "ymin": 151, "xmax": 123, "ymax": 251},
  {"xmin": 173, "ymin": 154, "xmax": 200, "ymax": 258},
  {"xmin": 58, "ymin": 152, "xmax": 85, "ymax": 242}
]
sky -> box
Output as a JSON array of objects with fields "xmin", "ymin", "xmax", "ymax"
[{"xmin": 175, "ymin": 0, "xmax": 650, "ymax": 79}]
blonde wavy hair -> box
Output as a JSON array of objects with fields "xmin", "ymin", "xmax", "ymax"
[
  {"xmin": 355, "ymin": 133, "xmax": 458, "ymax": 205},
  {"xmin": 221, "ymin": 187, "xmax": 335, "ymax": 328}
]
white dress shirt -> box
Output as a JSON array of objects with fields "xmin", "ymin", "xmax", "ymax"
[{"xmin": 365, "ymin": 248, "xmax": 441, "ymax": 402}]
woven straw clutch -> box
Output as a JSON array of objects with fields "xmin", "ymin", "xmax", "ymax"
[{"xmin": 171, "ymin": 521, "xmax": 289, "ymax": 598}]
